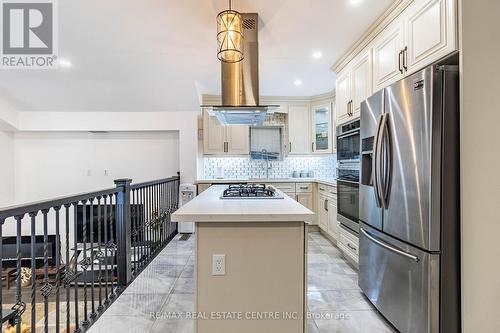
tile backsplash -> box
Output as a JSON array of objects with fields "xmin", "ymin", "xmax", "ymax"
[{"xmin": 203, "ymin": 155, "xmax": 337, "ymax": 179}]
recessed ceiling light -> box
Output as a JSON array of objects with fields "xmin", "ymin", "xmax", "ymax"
[
  {"xmin": 312, "ymin": 51, "xmax": 323, "ymax": 59},
  {"xmin": 58, "ymin": 58, "xmax": 72, "ymax": 68},
  {"xmin": 293, "ymin": 80, "xmax": 302, "ymax": 86},
  {"xmin": 349, "ymin": 0, "xmax": 363, "ymax": 6}
]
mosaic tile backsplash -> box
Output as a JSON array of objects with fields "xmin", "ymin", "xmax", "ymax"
[{"xmin": 203, "ymin": 155, "xmax": 337, "ymax": 179}]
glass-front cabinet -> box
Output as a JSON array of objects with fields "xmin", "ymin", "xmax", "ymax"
[{"xmin": 311, "ymin": 103, "xmax": 333, "ymax": 153}]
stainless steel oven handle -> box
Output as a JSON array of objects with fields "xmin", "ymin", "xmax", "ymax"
[
  {"xmin": 372, "ymin": 114, "xmax": 383, "ymax": 208},
  {"xmin": 337, "ymin": 130, "xmax": 359, "ymax": 140},
  {"xmin": 360, "ymin": 228, "xmax": 419, "ymax": 262},
  {"xmin": 337, "ymin": 179, "xmax": 359, "ymax": 185}
]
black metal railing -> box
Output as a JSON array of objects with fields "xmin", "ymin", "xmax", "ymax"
[{"xmin": 0, "ymin": 175, "xmax": 180, "ymax": 333}]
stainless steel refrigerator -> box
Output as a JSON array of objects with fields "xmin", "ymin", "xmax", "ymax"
[{"xmin": 359, "ymin": 64, "xmax": 460, "ymax": 333}]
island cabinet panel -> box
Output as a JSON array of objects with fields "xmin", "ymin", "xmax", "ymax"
[{"xmin": 196, "ymin": 222, "xmax": 307, "ymax": 333}]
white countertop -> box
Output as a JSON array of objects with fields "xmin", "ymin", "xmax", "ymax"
[
  {"xmin": 172, "ymin": 185, "xmax": 315, "ymax": 223},
  {"xmin": 196, "ymin": 177, "xmax": 337, "ymax": 187}
]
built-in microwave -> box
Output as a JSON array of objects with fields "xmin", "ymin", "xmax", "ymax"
[{"xmin": 337, "ymin": 119, "xmax": 360, "ymax": 164}]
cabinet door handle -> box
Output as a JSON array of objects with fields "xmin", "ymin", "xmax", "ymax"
[
  {"xmin": 402, "ymin": 46, "xmax": 408, "ymax": 72},
  {"xmin": 347, "ymin": 243, "xmax": 357, "ymax": 251},
  {"xmin": 398, "ymin": 50, "xmax": 403, "ymax": 74},
  {"xmin": 324, "ymin": 199, "xmax": 329, "ymax": 211},
  {"xmin": 312, "ymin": 142, "xmax": 315, "ymax": 152},
  {"xmin": 289, "ymin": 142, "xmax": 292, "ymax": 153},
  {"xmin": 299, "ymin": 186, "xmax": 308, "ymax": 190}
]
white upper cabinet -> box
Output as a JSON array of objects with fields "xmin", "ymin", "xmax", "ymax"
[
  {"xmin": 203, "ymin": 109, "xmax": 226, "ymax": 155},
  {"xmin": 202, "ymin": 96, "xmax": 336, "ymax": 156},
  {"xmin": 351, "ymin": 49, "xmax": 373, "ymax": 117},
  {"xmin": 335, "ymin": 49, "xmax": 372, "ymax": 125},
  {"xmin": 404, "ymin": 0, "xmax": 457, "ymax": 74},
  {"xmin": 226, "ymin": 125, "xmax": 250, "ymax": 155},
  {"xmin": 337, "ymin": 0, "xmax": 457, "ymax": 107},
  {"xmin": 335, "ymin": 71, "xmax": 351, "ymax": 126},
  {"xmin": 311, "ymin": 103, "xmax": 333, "ymax": 154},
  {"xmin": 203, "ymin": 110, "xmax": 249, "ymax": 155},
  {"xmin": 288, "ymin": 104, "xmax": 311, "ymax": 155},
  {"xmin": 372, "ymin": 19, "xmax": 405, "ymax": 92}
]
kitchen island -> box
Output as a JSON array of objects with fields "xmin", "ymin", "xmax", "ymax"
[{"xmin": 171, "ymin": 185, "xmax": 314, "ymax": 333}]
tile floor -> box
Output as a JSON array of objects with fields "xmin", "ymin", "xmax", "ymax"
[{"xmin": 88, "ymin": 232, "xmax": 395, "ymax": 333}]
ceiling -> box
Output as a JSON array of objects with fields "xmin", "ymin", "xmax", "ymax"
[{"xmin": 0, "ymin": 0, "xmax": 393, "ymax": 112}]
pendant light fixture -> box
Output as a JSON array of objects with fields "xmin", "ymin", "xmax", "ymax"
[{"xmin": 217, "ymin": 0, "xmax": 244, "ymax": 63}]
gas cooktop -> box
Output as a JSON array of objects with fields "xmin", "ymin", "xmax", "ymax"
[{"xmin": 220, "ymin": 184, "xmax": 284, "ymax": 199}]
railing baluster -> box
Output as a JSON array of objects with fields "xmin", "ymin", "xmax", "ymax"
[
  {"xmin": 168, "ymin": 182, "xmax": 172, "ymax": 239},
  {"xmin": 63, "ymin": 204, "xmax": 71, "ymax": 333},
  {"xmin": 29, "ymin": 212, "xmax": 37, "ymax": 333},
  {"xmin": 103, "ymin": 195, "xmax": 109, "ymax": 304},
  {"xmin": 15, "ymin": 214, "xmax": 24, "ymax": 333},
  {"xmin": 54, "ymin": 206, "xmax": 61, "ymax": 333},
  {"xmin": 0, "ymin": 218, "xmax": 3, "ymax": 330},
  {"xmin": 42, "ymin": 209, "xmax": 50, "ymax": 333},
  {"xmin": 110, "ymin": 194, "xmax": 116, "ymax": 297},
  {"xmin": 89, "ymin": 198, "xmax": 96, "ymax": 319},
  {"xmin": 81, "ymin": 199, "xmax": 89, "ymax": 326},
  {"xmin": 141, "ymin": 187, "xmax": 145, "ymax": 268},
  {"xmin": 72, "ymin": 202, "xmax": 80, "ymax": 333},
  {"xmin": 96, "ymin": 196, "xmax": 103, "ymax": 311},
  {"xmin": 160, "ymin": 183, "xmax": 164, "ymax": 246},
  {"xmin": 132, "ymin": 190, "xmax": 137, "ymax": 276},
  {"xmin": 154, "ymin": 184, "xmax": 158, "ymax": 252}
]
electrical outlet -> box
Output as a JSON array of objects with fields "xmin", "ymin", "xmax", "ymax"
[{"xmin": 212, "ymin": 254, "xmax": 226, "ymax": 276}]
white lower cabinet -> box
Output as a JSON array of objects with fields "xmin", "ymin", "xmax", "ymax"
[
  {"xmin": 338, "ymin": 225, "xmax": 359, "ymax": 265},
  {"xmin": 316, "ymin": 184, "xmax": 338, "ymax": 242},
  {"xmin": 296, "ymin": 192, "xmax": 313, "ymax": 212},
  {"xmin": 318, "ymin": 195, "xmax": 328, "ymax": 231},
  {"xmin": 327, "ymin": 198, "xmax": 338, "ymax": 241}
]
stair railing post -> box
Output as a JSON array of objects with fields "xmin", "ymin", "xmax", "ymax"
[{"xmin": 114, "ymin": 178, "xmax": 132, "ymax": 287}]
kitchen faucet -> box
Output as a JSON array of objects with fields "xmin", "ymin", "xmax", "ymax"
[{"xmin": 261, "ymin": 149, "xmax": 271, "ymax": 179}]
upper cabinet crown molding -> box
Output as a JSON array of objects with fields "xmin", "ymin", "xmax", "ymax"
[{"xmin": 331, "ymin": 0, "xmax": 415, "ymax": 73}]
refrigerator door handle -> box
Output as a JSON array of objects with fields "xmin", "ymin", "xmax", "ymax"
[
  {"xmin": 360, "ymin": 228, "xmax": 419, "ymax": 262},
  {"xmin": 380, "ymin": 113, "xmax": 392, "ymax": 209},
  {"xmin": 372, "ymin": 114, "xmax": 383, "ymax": 208},
  {"xmin": 374, "ymin": 114, "xmax": 385, "ymax": 208}
]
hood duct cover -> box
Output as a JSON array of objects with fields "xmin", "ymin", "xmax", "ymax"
[{"xmin": 203, "ymin": 13, "xmax": 278, "ymax": 126}]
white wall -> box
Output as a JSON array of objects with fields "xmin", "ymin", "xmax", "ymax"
[
  {"xmin": 0, "ymin": 130, "xmax": 14, "ymax": 207},
  {"xmin": 13, "ymin": 131, "xmax": 180, "ymax": 203},
  {"xmin": 17, "ymin": 111, "xmax": 199, "ymax": 185},
  {"xmin": 460, "ymin": 1, "xmax": 500, "ymax": 331},
  {"xmin": 0, "ymin": 93, "xmax": 18, "ymax": 130}
]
